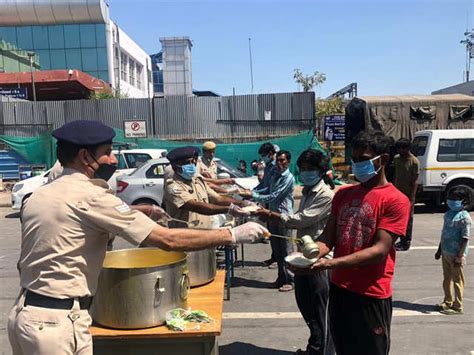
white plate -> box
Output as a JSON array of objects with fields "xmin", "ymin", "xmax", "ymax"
[{"xmin": 285, "ymin": 253, "xmax": 317, "ymax": 268}]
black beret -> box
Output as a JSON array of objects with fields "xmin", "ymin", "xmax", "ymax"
[
  {"xmin": 167, "ymin": 146, "xmax": 200, "ymax": 163},
  {"xmin": 52, "ymin": 120, "xmax": 115, "ymax": 146}
]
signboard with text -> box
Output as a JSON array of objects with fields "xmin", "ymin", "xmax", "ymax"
[
  {"xmin": 323, "ymin": 115, "xmax": 345, "ymax": 141},
  {"xmin": 0, "ymin": 87, "xmax": 27, "ymax": 100},
  {"xmin": 124, "ymin": 120, "xmax": 147, "ymax": 138}
]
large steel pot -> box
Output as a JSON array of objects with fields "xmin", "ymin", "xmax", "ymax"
[
  {"xmin": 187, "ymin": 248, "xmax": 216, "ymax": 287},
  {"xmin": 91, "ymin": 248, "xmax": 190, "ymax": 329}
]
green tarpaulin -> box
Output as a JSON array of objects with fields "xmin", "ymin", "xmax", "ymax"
[{"xmin": 1, "ymin": 129, "xmax": 335, "ymax": 183}]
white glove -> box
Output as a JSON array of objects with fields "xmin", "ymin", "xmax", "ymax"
[
  {"xmin": 230, "ymin": 222, "xmax": 269, "ymax": 244},
  {"xmin": 149, "ymin": 205, "xmax": 171, "ymax": 222},
  {"xmin": 228, "ymin": 203, "xmax": 250, "ymax": 217},
  {"xmin": 241, "ymin": 200, "xmax": 258, "ymax": 207}
]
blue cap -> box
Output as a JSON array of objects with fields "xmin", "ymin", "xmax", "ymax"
[
  {"xmin": 167, "ymin": 146, "xmax": 200, "ymax": 163},
  {"xmin": 52, "ymin": 120, "xmax": 115, "ymax": 146}
]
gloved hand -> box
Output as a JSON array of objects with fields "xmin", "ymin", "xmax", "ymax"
[
  {"xmin": 149, "ymin": 205, "xmax": 171, "ymax": 222},
  {"xmin": 230, "ymin": 222, "xmax": 269, "ymax": 244},
  {"xmin": 241, "ymin": 200, "xmax": 258, "ymax": 207},
  {"xmin": 228, "ymin": 203, "xmax": 250, "ymax": 217}
]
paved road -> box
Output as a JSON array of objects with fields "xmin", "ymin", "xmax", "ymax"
[{"xmin": 0, "ymin": 205, "xmax": 473, "ymax": 355}]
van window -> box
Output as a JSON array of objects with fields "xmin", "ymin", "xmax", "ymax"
[
  {"xmin": 124, "ymin": 153, "xmax": 152, "ymax": 168},
  {"xmin": 411, "ymin": 136, "xmax": 428, "ymax": 157},
  {"xmin": 437, "ymin": 138, "xmax": 474, "ymax": 162}
]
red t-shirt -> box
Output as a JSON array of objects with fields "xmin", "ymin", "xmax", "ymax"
[{"xmin": 330, "ymin": 183, "xmax": 410, "ymax": 299}]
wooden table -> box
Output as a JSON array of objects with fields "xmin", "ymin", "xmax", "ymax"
[{"xmin": 91, "ymin": 270, "xmax": 225, "ymax": 355}]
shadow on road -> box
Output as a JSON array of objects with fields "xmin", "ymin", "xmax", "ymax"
[
  {"xmin": 233, "ymin": 260, "xmax": 267, "ymax": 268},
  {"xmin": 230, "ymin": 276, "xmax": 275, "ymax": 289},
  {"xmin": 5, "ymin": 212, "xmax": 20, "ymax": 219},
  {"xmin": 392, "ymin": 300, "xmax": 436, "ymax": 313},
  {"xmin": 414, "ymin": 204, "xmax": 445, "ymax": 215},
  {"xmin": 220, "ymin": 342, "xmax": 294, "ymax": 354}
]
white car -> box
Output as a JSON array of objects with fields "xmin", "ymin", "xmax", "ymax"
[
  {"xmin": 10, "ymin": 148, "xmax": 167, "ymax": 210},
  {"xmin": 116, "ymin": 158, "xmax": 259, "ymax": 205}
]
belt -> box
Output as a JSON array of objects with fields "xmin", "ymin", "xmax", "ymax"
[{"xmin": 24, "ymin": 290, "xmax": 93, "ymax": 310}]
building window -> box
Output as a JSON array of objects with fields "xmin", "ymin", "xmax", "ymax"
[
  {"xmin": 120, "ymin": 52, "xmax": 128, "ymax": 82},
  {"xmin": 136, "ymin": 64, "xmax": 143, "ymax": 90},
  {"xmin": 129, "ymin": 59, "xmax": 135, "ymax": 86}
]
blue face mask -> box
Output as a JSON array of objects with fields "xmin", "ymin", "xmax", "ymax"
[
  {"xmin": 300, "ymin": 170, "xmax": 321, "ymax": 186},
  {"xmin": 261, "ymin": 155, "xmax": 272, "ymax": 164},
  {"xmin": 178, "ymin": 163, "xmax": 196, "ymax": 180},
  {"xmin": 447, "ymin": 199, "xmax": 463, "ymax": 211},
  {"xmin": 351, "ymin": 156, "xmax": 381, "ymax": 183}
]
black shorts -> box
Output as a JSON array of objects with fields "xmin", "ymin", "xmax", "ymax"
[{"xmin": 329, "ymin": 283, "xmax": 392, "ymax": 355}]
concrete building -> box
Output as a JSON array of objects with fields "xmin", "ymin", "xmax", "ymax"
[
  {"xmin": 432, "ymin": 81, "xmax": 474, "ymax": 96},
  {"xmin": 151, "ymin": 37, "xmax": 193, "ymax": 97},
  {"xmin": 0, "ymin": 0, "xmax": 153, "ymax": 98}
]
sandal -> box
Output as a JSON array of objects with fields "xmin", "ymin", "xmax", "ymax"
[
  {"xmin": 435, "ymin": 302, "xmax": 451, "ymax": 311},
  {"xmin": 279, "ymin": 284, "xmax": 294, "ymax": 292},
  {"xmin": 440, "ymin": 308, "xmax": 463, "ymax": 315}
]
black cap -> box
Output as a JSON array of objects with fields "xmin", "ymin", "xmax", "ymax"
[
  {"xmin": 52, "ymin": 120, "xmax": 115, "ymax": 146},
  {"xmin": 167, "ymin": 146, "xmax": 200, "ymax": 163}
]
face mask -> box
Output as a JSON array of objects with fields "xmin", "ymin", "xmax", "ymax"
[
  {"xmin": 351, "ymin": 155, "xmax": 381, "ymax": 183},
  {"xmin": 447, "ymin": 199, "xmax": 463, "ymax": 211},
  {"xmin": 178, "ymin": 163, "xmax": 196, "ymax": 180},
  {"xmin": 88, "ymin": 152, "xmax": 117, "ymax": 181},
  {"xmin": 261, "ymin": 155, "xmax": 272, "ymax": 164},
  {"xmin": 300, "ymin": 170, "xmax": 321, "ymax": 186}
]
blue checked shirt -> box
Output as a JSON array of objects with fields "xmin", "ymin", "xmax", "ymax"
[{"xmin": 252, "ymin": 168, "xmax": 295, "ymax": 214}]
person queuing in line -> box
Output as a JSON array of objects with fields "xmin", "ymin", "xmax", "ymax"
[
  {"xmin": 163, "ymin": 146, "xmax": 255, "ymax": 231},
  {"xmin": 7, "ymin": 121, "xmax": 268, "ymax": 355},
  {"xmin": 298, "ymin": 131, "xmax": 410, "ymax": 355},
  {"xmin": 242, "ymin": 150, "xmax": 296, "ymax": 292},
  {"xmin": 434, "ymin": 187, "xmax": 471, "ymax": 315},
  {"xmin": 257, "ymin": 149, "xmax": 336, "ymax": 355},
  {"xmin": 237, "ymin": 160, "xmax": 247, "ymax": 175},
  {"xmin": 252, "ymin": 142, "xmax": 279, "ymax": 265},
  {"xmin": 393, "ymin": 138, "xmax": 420, "ymax": 251}
]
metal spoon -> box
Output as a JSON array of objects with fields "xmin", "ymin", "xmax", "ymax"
[{"xmin": 263, "ymin": 232, "xmax": 302, "ymax": 244}]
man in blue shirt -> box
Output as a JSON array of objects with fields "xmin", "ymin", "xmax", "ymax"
[{"xmin": 243, "ymin": 150, "xmax": 295, "ymax": 291}]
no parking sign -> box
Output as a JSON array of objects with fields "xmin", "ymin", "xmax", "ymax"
[{"xmin": 124, "ymin": 120, "xmax": 147, "ymax": 138}]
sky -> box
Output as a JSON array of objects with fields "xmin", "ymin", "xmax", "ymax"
[{"xmin": 109, "ymin": 0, "xmax": 471, "ymax": 97}]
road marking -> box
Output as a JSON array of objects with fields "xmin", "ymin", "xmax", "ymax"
[
  {"xmin": 223, "ymin": 310, "xmax": 443, "ymax": 319},
  {"xmin": 409, "ymin": 246, "xmax": 474, "ymax": 250}
]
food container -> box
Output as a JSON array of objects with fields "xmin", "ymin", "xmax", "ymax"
[
  {"xmin": 301, "ymin": 235, "xmax": 320, "ymax": 259},
  {"xmin": 91, "ymin": 248, "xmax": 190, "ymax": 329},
  {"xmin": 187, "ymin": 248, "xmax": 217, "ymax": 287}
]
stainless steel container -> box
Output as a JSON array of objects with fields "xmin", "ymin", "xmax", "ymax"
[
  {"xmin": 187, "ymin": 248, "xmax": 216, "ymax": 287},
  {"xmin": 91, "ymin": 248, "xmax": 190, "ymax": 329}
]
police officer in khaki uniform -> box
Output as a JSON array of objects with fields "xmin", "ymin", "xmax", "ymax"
[
  {"xmin": 196, "ymin": 141, "xmax": 218, "ymax": 179},
  {"xmin": 164, "ymin": 146, "xmax": 252, "ymax": 229},
  {"xmin": 8, "ymin": 120, "xmax": 268, "ymax": 355}
]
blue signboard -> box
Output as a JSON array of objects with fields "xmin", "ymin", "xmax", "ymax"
[
  {"xmin": 0, "ymin": 87, "xmax": 28, "ymax": 100},
  {"xmin": 323, "ymin": 115, "xmax": 345, "ymax": 141}
]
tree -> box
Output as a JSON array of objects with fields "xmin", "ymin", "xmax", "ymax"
[
  {"xmin": 88, "ymin": 91, "xmax": 129, "ymax": 100},
  {"xmin": 316, "ymin": 97, "xmax": 345, "ymax": 118},
  {"xmin": 293, "ymin": 69, "xmax": 326, "ymax": 92}
]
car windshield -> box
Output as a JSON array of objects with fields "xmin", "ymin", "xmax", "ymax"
[
  {"xmin": 217, "ymin": 159, "xmax": 247, "ymax": 178},
  {"xmin": 411, "ymin": 136, "xmax": 428, "ymax": 157}
]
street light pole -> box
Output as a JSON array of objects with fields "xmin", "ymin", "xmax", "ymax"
[{"xmin": 27, "ymin": 52, "xmax": 37, "ymax": 101}]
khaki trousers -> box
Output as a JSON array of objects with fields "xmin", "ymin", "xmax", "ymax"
[
  {"xmin": 8, "ymin": 289, "xmax": 93, "ymax": 355},
  {"xmin": 441, "ymin": 254, "xmax": 465, "ymax": 311}
]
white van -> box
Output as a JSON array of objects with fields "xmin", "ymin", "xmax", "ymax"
[{"xmin": 411, "ymin": 129, "xmax": 473, "ymax": 209}]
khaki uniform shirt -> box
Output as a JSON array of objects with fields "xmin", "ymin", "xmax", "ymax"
[
  {"xmin": 163, "ymin": 174, "xmax": 220, "ymax": 229},
  {"xmin": 18, "ymin": 169, "xmax": 157, "ymax": 298},
  {"xmin": 393, "ymin": 153, "xmax": 420, "ymax": 197},
  {"xmin": 196, "ymin": 157, "xmax": 218, "ymax": 179}
]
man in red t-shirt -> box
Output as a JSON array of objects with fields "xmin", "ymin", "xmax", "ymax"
[{"xmin": 305, "ymin": 131, "xmax": 410, "ymax": 355}]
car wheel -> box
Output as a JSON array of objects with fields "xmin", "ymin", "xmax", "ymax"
[
  {"xmin": 133, "ymin": 198, "xmax": 159, "ymax": 206},
  {"xmin": 445, "ymin": 182, "xmax": 473, "ymax": 211}
]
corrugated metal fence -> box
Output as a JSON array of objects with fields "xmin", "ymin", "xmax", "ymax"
[{"xmin": 0, "ymin": 92, "xmax": 315, "ymax": 141}]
